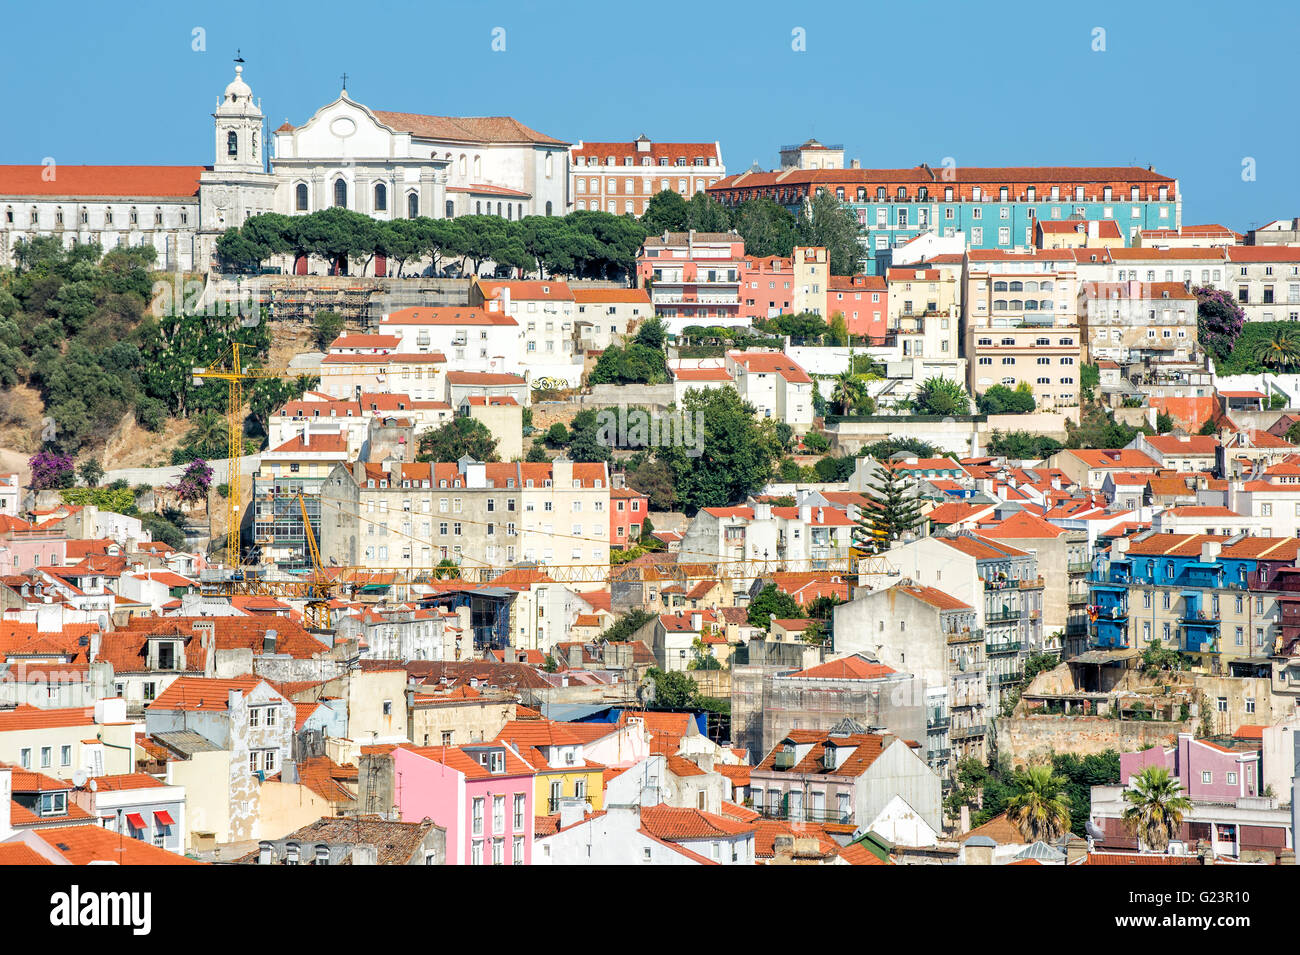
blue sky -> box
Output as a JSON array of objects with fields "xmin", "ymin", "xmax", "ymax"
[{"xmin": 4, "ymin": 0, "xmax": 1294, "ymax": 231}]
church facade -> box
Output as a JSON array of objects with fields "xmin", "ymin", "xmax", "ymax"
[{"xmin": 0, "ymin": 66, "xmax": 571, "ymax": 274}]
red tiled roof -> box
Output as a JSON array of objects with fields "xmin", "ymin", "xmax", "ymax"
[
  {"xmin": 371, "ymin": 111, "xmax": 567, "ymax": 146},
  {"xmin": 0, "ymin": 165, "xmax": 205, "ymax": 197},
  {"xmin": 34, "ymin": 826, "xmax": 203, "ymax": 865},
  {"xmin": 638, "ymin": 804, "xmax": 753, "ymax": 841},
  {"xmin": 148, "ymin": 675, "xmax": 267, "ymax": 711},
  {"xmin": 791, "ymin": 655, "xmax": 896, "ymax": 681}
]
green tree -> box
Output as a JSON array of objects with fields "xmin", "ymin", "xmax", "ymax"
[
  {"xmin": 641, "ymin": 190, "xmax": 690, "ymax": 235},
  {"xmin": 976, "ymin": 382, "xmax": 1035, "ymax": 415},
  {"xmin": 416, "ymin": 417, "xmax": 500, "ymax": 462},
  {"xmin": 545, "ymin": 423, "xmax": 569, "ymax": 447},
  {"xmin": 830, "ymin": 369, "xmax": 868, "ymax": 415},
  {"xmin": 77, "ymin": 457, "xmax": 104, "ymax": 487},
  {"xmin": 1080, "ymin": 362, "xmax": 1101, "ymax": 403},
  {"xmin": 312, "ymin": 310, "xmax": 346, "ymax": 351},
  {"xmin": 658, "ymin": 388, "xmax": 778, "ymax": 513},
  {"xmin": 1122, "ymin": 766, "xmax": 1193, "ymax": 852},
  {"xmin": 633, "ymin": 316, "xmax": 668, "ymax": 351},
  {"xmin": 1249, "ymin": 325, "xmax": 1300, "ymax": 372},
  {"xmin": 625, "ymin": 455, "xmax": 676, "ymax": 511},
  {"xmin": 525, "ymin": 441, "xmax": 548, "ymax": 463},
  {"xmin": 685, "ymin": 191, "xmax": 732, "ymax": 232},
  {"xmin": 730, "ymin": 197, "xmax": 803, "ymax": 258},
  {"xmin": 916, "ymin": 376, "xmax": 971, "ymax": 416},
  {"xmin": 859, "ymin": 437, "xmax": 939, "ymax": 459},
  {"xmin": 802, "ymin": 189, "xmax": 862, "ymax": 275},
  {"xmin": 747, "ymin": 584, "xmax": 802, "ymax": 629},
  {"xmin": 644, "ymin": 667, "xmax": 698, "ymax": 709},
  {"xmin": 986, "ymin": 430, "xmax": 1063, "ymax": 460},
  {"xmin": 857, "ymin": 464, "xmax": 922, "ymax": 552},
  {"xmin": 1005, "ymin": 764, "xmax": 1073, "ymax": 843},
  {"xmin": 601, "ymin": 608, "xmax": 655, "ymax": 643},
  {"xmin": 1155, "ymin": 410, "xmax": 1175, "ymax": 434}
]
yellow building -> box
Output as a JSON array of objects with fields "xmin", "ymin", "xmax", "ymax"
[{"xmin": 495, "ymin": 719, "xmax": 606, "ymax": 814}]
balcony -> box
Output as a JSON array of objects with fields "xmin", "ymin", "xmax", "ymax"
[
  {"xmin": 1068, "ymin": 562, "xmax": 1092, "ymax": 574},
  {"xmin": 986, "ymin": 611, "xmax": 1022, "ymax": 625},
  {"xmin": 990, "ymin": 670, "xmax": 1024, "ymax": 685},
  {"xmin": 1068, "ymin": 591, "xmax": 1089, "ymax": 606},
  {"xmin": 945, "ymin": 627, "xmax": 985, "ymax": 645},
  {"xmin": 928, "ymin": 748, "xmax": 952, "ymax": 762},
  {"xmin": 760, "ymin": 805, "xmax": 855, "ymax": 826},
  {"xmin": 927, "ymin": 711, "xmax": 951, "ymax": 731},
  {"xmin": 987, "ymin": 640, "xmax": 1021, "ymax": 655},
  {"xmin": 950, "ymin": 724, "xmax": 987, "ymax": 741}
]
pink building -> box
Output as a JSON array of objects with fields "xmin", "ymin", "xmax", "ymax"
[
  {"xmin": 392, "ymin": 743, "xmax": 536, "ymax": 865},
  {"xmin": 1121, "ymin": 733, "xmax": 1260, "ymax": 802},
  {"xmin": 0, "ymin": 522, "xmax": 67, "ymax": 573},
  {"xmin": 637, "ymin": 231, "xmax": 746, "ymax": 323},
  {"xmin": 740, "ymin": 254, "xmax": 795, "ymax": 319},
  {"xmin": 610, "ymin": 487, "xmax": 648, "ymax": 550},
  {"xmin": 827, "ymin": 274, "xmax": 888, "ymax": 339}
]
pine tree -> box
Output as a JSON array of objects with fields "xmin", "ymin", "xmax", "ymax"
[{"xmin": 856, "ymin": 463, "xmax": 923, "ymax": 552}]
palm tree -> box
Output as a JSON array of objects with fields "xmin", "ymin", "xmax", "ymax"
[
  {"xmin": 1122, "ymin": 765, "xmax": 1193, "ymax": 852},
  {"xmin": 831, "ymin": 370, "xmax": 866, "ymax": 415},
  {"xmin": 184, "ymin": 411, "xmax": 228, "ymax": 459},
  {"xmin": 1250, "ymin": 328, "xmax": 1300, "ymax": 372},
  {"xmin": 1006, "ymin": 764, "xmax": 1072, "ymax": 843}
]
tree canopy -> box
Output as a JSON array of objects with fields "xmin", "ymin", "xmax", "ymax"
[{"xmin": 416, "ymin": 417, "xmax": 501, "ymax": 462}]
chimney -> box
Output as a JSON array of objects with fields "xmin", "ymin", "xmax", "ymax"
[
  {"xmin": 964, "ymin": 836, "xmax": 995, "ymax": 865},
  {"xmin": 799, "ymin": 504, "xmax": 813, "ymax": 523},
  {"xmin": 557, "ymin": 796, "xmax": 587, "ymax": 829},
  {"xmin": 1065, "ymin": 836, "xmax": 1088, "ymax": 865},
  {"xmin": 1200, "ymin": 541, "xmax": 1221, "ymax": 565},
  {"xmin": 257, "ymin": 841, "xmax": 273, "ymax": 865},
  {"xmin": 1088, "ymin": 220, "xmax": 1099, "ymax": 240},
  {"xmin": 502, "ymin": 286, "xmax": 511, "ymax": 315},
  {"xmin": 350, "ymin": 844, "xmax": 379, "ymax": 865},
  {"xmin": 691, "ymin": 612, "xmax": 702, "ymax": 631}
]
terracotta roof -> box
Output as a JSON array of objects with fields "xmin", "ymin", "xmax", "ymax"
[
  {"xmin": 756, "ymin": 732, "xmax": 888, "ymax": 777},
  {"xmin": 1080, "ymin": 852, "xmax": 1202, "ymax": 866},
  {"xmin": 0, "ymin": 705, "xmax": 95, "ymax": 733},
  {"xmin": 983, "ymin": 510, "xmax": 1068, "ymax": 539},
  {"xmin": 34, "ymin": 826, "xmax": 203, "ymax": 865},
  {"xmin": 86, "ymin": 773, "xmax": 166, "ymax": 792},
  {"xmin": 0, "ymin": 843, "xmax": 53, "ymax": 865},
  {"xmin": 571, "ymin": 288, "xmax": 651, "ymax": 304},
  {"xmin": 935, "ymin": 533, "xmax": 1029, "ymax": 560},
  {"xmin": 898, "ymin": 584, "xmax": 973, "ymax": 612},
  {"xmin": 148, "ymin": 675, "xmax": 269, "ymax": 711},
  {"xmin": 382, "ymin": 305, "xmax": 516, "ymax": 326},
  {"xmin": 0, "ymin": 165, "xmax": 205, "ymax": 197},
  {"xmin": 371, "ymin": 110, "xmax": 567, "ymax": 146},
  {"xmin": 790, "ymin": 655, "xmax": 897, "ymax": 680},
  {"xmin": 234, "ymin": 815, "xmax": 440, "ymax": 865},
  {"xmin": 638, "ymin": 804, "xmax": 753, "ymax": 841},
  {"xmin": 295, "ymin": 756, "xmax": 358, "ymax": 805},
  {"xmin": 752, "ymin": 818, "xmax": 841, "ymax": 859},
  {"xmin": 836, "ymin": 841, "xmax": 890, "ymax": 865}
]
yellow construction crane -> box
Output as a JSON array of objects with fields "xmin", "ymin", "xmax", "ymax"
[
  {"xmin": 298, "ymin": 491, "xmax": 336, "ymax": 629},
  {"xmin": 191, "ymin": 342, "xmax": 306, "ymax": 563}
]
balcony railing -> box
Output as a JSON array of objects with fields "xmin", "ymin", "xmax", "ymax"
[
  {"xmin": 986, "ymin": 611, "xmax": 1022, "ymax": 625},
  {"xmin": 1068, "ymin": 562, "xmax": 1092, "ymax": 574},
  {"xmin": 950, "ymin": 724, "xmax": 987, "ymax": 740},
  {"xmin": 928, "ymin": 748, "xmax": 952, "ymax": 762},
  {"xmin": 760, "ymin": 806, "xmax": 854, "ymax": 826},
  {"xmin": 987, "ymin": 640, "xmax": 1021, "ymax": 655},
  {"xmin": 927, "ymin": 712, "xmax": 951, "ymax": 730},
  {"xmin": 945, "ymin": 627, "xmax": 985, "ymax": 645},
  {"xmin": 990, "ymin": 670, "xmax": 1024, "ymax": 685}
]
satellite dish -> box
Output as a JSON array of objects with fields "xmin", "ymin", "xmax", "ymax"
[{"xmin": 72, "ymin": 770, "xmax": 88, "ymax": 789}]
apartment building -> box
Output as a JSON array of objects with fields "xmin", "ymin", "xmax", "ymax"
[
  {"xmin": 319, "ymin": 458, "xmax": 610, "ymax": 578},
  {"xmin": 570, "ymin": 137, "xmax": 724, "ymax": 216},
  {"xmin": 637, "ymin": 231, "xmax": 745, "ymax": 325},
  {"xmin": 833, "ymin": 584, "xmax": 987, "ymax": 774},
  {"xmin": 377, "ymin": 305, "xmax": 519, "ymax": 375},
  {"xmin": 1077, "ymin": 280, "xmax": 1198, "ymax": 366},
  {"xmin": 1225, "ymin": 246, "xmax": 1300, "ymax": 323},
  {"xmin": 571, "ymin": 287, "xmax": 652, "ymax": 352},
  {"xmin": 725, "ymin": 350, "xmax": 815, "ymax": 428},
  {"xmin": 709, "ymin": 164, "xmax": 1180, "ymax": 275},
  {"xmin": 1035, "ymin": 218, "xmax": 1123, "ymax": 250},
  {"xmin": 318, "ymin": 351, "xmax": 448, "ymax": 402},
  {"xmin": 471, "ymin": 280, "xmax": 580, "ymax": 381},
  {"xmin": 968, "ymin": 326, "xmax": 1082, "ymax": 412},
  {"xmin": 252, "ymin": 430, "xmax": 350, "ymax": 571}
]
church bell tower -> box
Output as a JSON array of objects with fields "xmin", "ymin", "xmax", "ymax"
[{"xmin": 214, "ymin": 63, "xmax": 265, "ymax": 174}]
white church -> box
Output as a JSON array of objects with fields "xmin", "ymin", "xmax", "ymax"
[{"xmin": 0, "ymin": 65, "xmax": 571, "ymax": 274}]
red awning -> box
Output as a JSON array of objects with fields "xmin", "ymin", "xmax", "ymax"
[
  {"xmin": 154, "ymin": 809, "xmax": 175, "ymax": 827},
  {"xmin": 125, "ymin": 812, "xmax": 146, "ymax": 830}
]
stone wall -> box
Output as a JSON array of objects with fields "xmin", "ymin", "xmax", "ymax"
[{"xmin": 996, "ymin": 715, "xmax": 1191, "ymax": 765}]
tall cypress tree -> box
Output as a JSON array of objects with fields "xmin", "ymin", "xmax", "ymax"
[{"xmin": 856, "ymin": 463, "xmax": 923, "ymax": 552}]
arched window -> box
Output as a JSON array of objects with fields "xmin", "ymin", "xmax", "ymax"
[
  {"xmin": 459, "ymin": 155, "xmax": 467, "ymax": 176},
  {"xmin": 918, "ymin": 187, "xmax": 928, "ymax": 200},
  {"xmin": 545, "ymin": 153, "xmax": 554, "ymax": 178},
  {"xmin": 1024, "ymin": 300, "xmax": 1039, "ymax": 310},
  {"xmin": 475, "ymin": 201, "xmax": 481, "ymax": 214},
  {"xmin": 876, "ymin": 187, "xmax": 886, "ymax": 200},
  {"xmin": 506, "ymin": 203, "xmax": 512, "ymax": 220},
  {"xmin": 496, "ymin": 202, "xmax": 502, "ymax": 216},
  {"xmin": 545, "ymin": 200, "xmax": 553, "ymax": 216},
  {"xmin": 129, "ymin": 207, "xmax": 138, "ymax": 226},
  {"xmin": 408, "ymin": 193, "xmax": 419, "ymax": 218},
  {"xmin": 296, "ymin": 184, "xmax": 309, "ymax": 211},
  {"xmin": 374, "ymin": 183, "xmax": 387, "ymax": 211},
  {"xmin": 517, "ymin": 204, "xmax": 522, "ymax": 219},
  {"xmin": 1009, "ymin": 299, "xmax": 1023, "ymax": 310},
  {"xmin": 227, "ymin": 131, "xmax": 238, "ymax": 157},
  {"xmin": 993, "ymin": 281, "xmax": 1008, "ymax": 291},
  {"xmin": 445, "ymin": 200, "xmax": 454, "ymax": 218},
  {"xmin": 896, "ymin": 187, "xmax": 907, "ymax": 199},
  {"xmin": 1009, "ymin": 281, "xmax": 1023, "ymax": 292},
  {"xmin": 993, "ymin": 300, "xmax": 1007, "ymax": 310},
  {"xmin": 1040, "ymin": 280, "xmax": 1054, "ymax": 291},
  {"xmin": 1024, "ymin": 280, "xmax": 1038, "ymax": 292},
  {"xmin": 333, "ymin": 179, "xmax": 347, "ymax": 208}
]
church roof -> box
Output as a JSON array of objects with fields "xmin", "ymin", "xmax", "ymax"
[
  {"xmin": 0, "ymin": 166, "xmax": 206, "ymax": 198},
  {"xmin": 372, "ymin": 111, "xmax": 568, "ymax": 147}
]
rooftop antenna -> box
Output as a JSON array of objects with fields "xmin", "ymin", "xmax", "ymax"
[{"xmin": 234, "ymin": 49, "xmax": 245, "ymax": 64}]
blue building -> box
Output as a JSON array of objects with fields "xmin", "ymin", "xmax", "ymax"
[{"xmin": 709, "ymin": 164, "xmax": 1180, "ymax": 275}]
